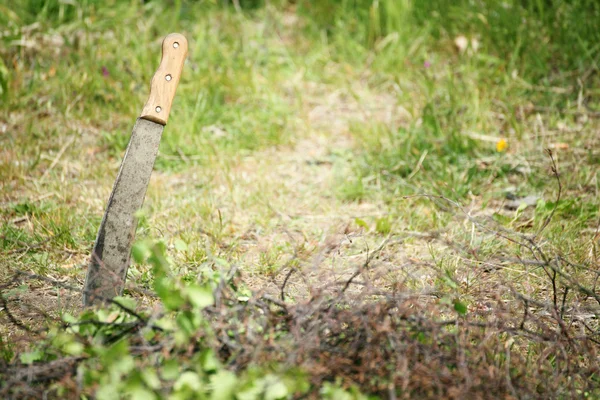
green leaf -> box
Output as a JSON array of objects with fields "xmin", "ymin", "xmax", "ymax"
[
  {"xmin": 200, "ymin": 349, "xmax": 220, "ymax": 372},
  {"xmin": 155, "ymin": 278, "xmax": 184, "ymax": 310},
  {"xmin": 155, "ymin": 316, "xmax": 176, "ymax": 331},
  {"xmin": 96, "ymin": 382, "xmax": 118, "ymax": 400},
  {"xmin": 320, "ymin": 382, "xmax": 353, "ymax": 400},
  {"xmin": 148, "ymin": 241, "xmax": 170, "ymax": 273},
  {"xmin": 176, "ymin": 311, "xmax": 199, "ymax": 337},
  {"xmin": 354, "ymin": 218, "xmax": 369, "ymax": 230},
  {"xmin": 129, "ymin": 386, "xmax": 157, "ymax": 400},
  {"xmin": 132, "ymin": 241, "xmax": 151, "ymax": 264},
  {"xmin": 20, "ymin": 350, "xmax": 42, "ymax": 364},
  {"xmin": 265, "ymin": 380, "xmax": 288, "ymax": 400},
  {"xmin": 454, "ymin": 300, "xmax": 468, "ymax": 315},
  {"xmin": 113, "ymin": 355, "xmax": 135, "ymax": 375},
  {"xmin": 101, "ymin": 340, "xmax": 133, "ymax": 373},
  {"xmin": 282, "ymin": 368, "xmax": 310, "ymax": 394},
  {"xmin": 62, "ymin": 313, "xmax": 80, "ymax": 333},
  {"xmin": 113, "ymin": 296, "xmax": 137, "ymax": 310},
  {"xmin": 141, "ymin": 368, "xmax": 161, "ymax": 390},
  {"xmin": 161, "ymin": 359, "xmax": 180, "ymax": 380},
  {"xmin": 143, "ymin": 329, "xmax": 156, "ymax": 342},
  {"xmin": 63, "ymin": 341, "xmax": 84, "ymax": 356},
  {"xmin": 185, "ymin": 284, "xmax": 214, "ymax": 309},
  {"xmin": 174, "ymin": 239, "xmax": 188, "ymax": 252},
  {"xmin": 236, "ymin": 381, "xmax": 265, "ymax": 400},
  {"xmin": 174, "ymin": 371, "xmax": 202, "ymax": 392},
  {"xmin": 0, "ymin": 58, "xmax": 8, "ymax": 100},
  {"xmin": 61, "ymin": 313, "xmax": 77, "ymax": 324},
  {"xmin": 209, "ymin": 370, "xmax": 237, "ymax": 400}
]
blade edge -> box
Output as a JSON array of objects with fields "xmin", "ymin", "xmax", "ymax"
[{"xmin": 83, "ymin": 118, "xmax": 165, "ymax": 306}]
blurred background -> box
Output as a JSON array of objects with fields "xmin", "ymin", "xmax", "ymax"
[
  {"xmin": 2, "ymin": 0, "xmax": 600, "ymax": 259},
  {"xmin": 2, "ymin": 0, "xmax": 599, "ymax": 187}
]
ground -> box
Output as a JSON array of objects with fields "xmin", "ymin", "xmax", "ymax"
[{"xmin": 2, "ymin": 1, "xmax": 600, "ymax": 398}]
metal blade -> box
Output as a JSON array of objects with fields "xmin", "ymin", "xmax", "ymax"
[{"xmin": 83, "ymin": 118, "xmax": 164, "ymax": 306}]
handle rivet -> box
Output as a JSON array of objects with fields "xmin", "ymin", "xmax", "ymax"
[
  {"xmin": 155, "ymin": 106, "xmax": 162, "ymax": 113},
  {"xmin": 173, "ymin": 42, "xmax": 179, "ymax": 48},
  {"xmin": 165, "ymin": 74, "xmax": 172, "ymax": 81}
]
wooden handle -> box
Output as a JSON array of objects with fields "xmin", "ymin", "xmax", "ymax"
[{"xmin": 140, "ymin": 33, "xmax": 188, "ymax": 125}]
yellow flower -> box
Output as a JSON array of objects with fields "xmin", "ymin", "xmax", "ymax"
[{"xmin": 496, "ymin": 138, "xmax": 507, "ymax": 152}]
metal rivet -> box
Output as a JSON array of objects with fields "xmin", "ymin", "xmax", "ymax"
[
  {"xmin": 173, "ymin": 42, "xmax": 179, "ymax": 48},
  {"xmin": 155, "ymin": 106, "xmax": 162, "ymax": 113},
  {"xmin": 165, "ymin": 74, "xmax": 172, "ymax": 81}
]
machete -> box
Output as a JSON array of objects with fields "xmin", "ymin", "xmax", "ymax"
[{"xmin": 83, "ymin": 33, "xmax": 188, "ymax": 306}]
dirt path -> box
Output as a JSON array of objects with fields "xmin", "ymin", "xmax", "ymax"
[{"xmin": 145, "ymin": 80, "xmax": 432, "ymax": 300}]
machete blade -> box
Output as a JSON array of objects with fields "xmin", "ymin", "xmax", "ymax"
[
  {"xmin": 83, "ymin": 119, "xmax": 164, "ymax": 305},
  {"xmin": 83, "ymin": 33, "xmax": 188, "ymax": 306}
]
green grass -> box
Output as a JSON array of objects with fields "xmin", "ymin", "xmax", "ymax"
[{"xmin": 1, "ymin": 0, "xmax": 600, "ymax": 398}]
